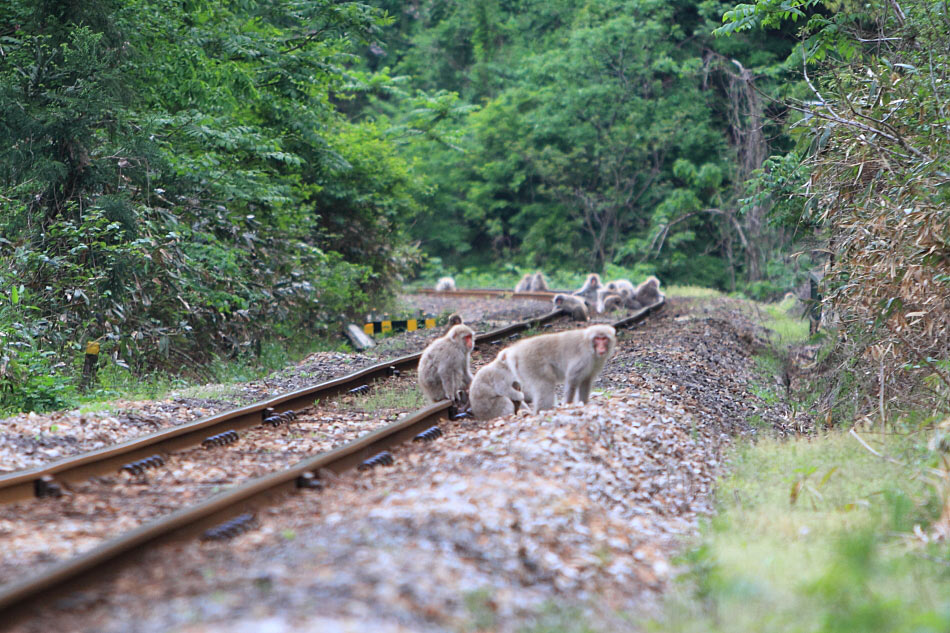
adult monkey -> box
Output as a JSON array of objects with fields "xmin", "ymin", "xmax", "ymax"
[
  {"xmin": 417, "ymin": 324, "xmax": 475, "ymax": 403},
  {"xmin": 505, "ymin": 324, "xmax": 616, "ymax": 412}
]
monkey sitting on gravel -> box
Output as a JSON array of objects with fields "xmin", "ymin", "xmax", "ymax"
[
  {"xmin": 595, "ymin": 289, "xmax": 625, "ymax": 314},
  {"xmin": 634, "ymin": 275, "xmax": 664, "ymax": 306},
  {"xmin": 435, "ymin": 276, "xmax": 456, "ymax": 292},
  {"xmin": 470, "ymin": 350, "xmax": 526, "ymax": 419},
  {"xmin": 505, "ymin": 324, "xmax": 617, "ymax": 412},
  {"xmin": 418, "ymin": 324, "xmax": 475, "ymax": 404},
  {"xmin": 552, "ymin": 293, "xmax": 589, "ymax": 322},
  {"xmin": 514, "ymin": 273, "xmax": 533, "ymax": 293}
]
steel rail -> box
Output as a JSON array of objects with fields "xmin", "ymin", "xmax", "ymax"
[
  {"xmin": 0, "ymin": 297, "xmax": 664, "ymax": 622},
  {"xmin": 0, "ymin": 309, "xmax": 568, "ymax": 505},
  {"xmin": 412, "ymin": 288, "xmax": 562, "ymax": 299}
]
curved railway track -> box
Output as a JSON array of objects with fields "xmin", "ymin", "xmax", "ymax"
[{"xmin": 0, "ymin": 293, "xmax": 664, "ymax": 623}]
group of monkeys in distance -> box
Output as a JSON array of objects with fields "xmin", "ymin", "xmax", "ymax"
[
  {"xmin": 418, "ymin": 316, "xmax": 617, "ymax": 420},
  {"xmin": 435, "ymin": 271, "xmax": 664, "ymax": 322},
  {"xmin": 551, "ymin": 272, "xmax": 664, "ymax": 321}
]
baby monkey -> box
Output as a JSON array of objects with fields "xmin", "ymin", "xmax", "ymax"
[
  {"xmin": 418, "ymin": 324, "xmax": 475, "ymax": 404},
  {"xmin": 470, "ymin": 349, "xmax": 526, "ymax": 419},
  {"xmin": 505, "ymin": 324, "xmax": 617, "ymax": 412},
  {"xmin": 552, "ymin": 293, "xmax": 589, "ymax": 322}
]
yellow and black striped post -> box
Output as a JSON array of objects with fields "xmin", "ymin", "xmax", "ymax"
[{"xmin": 363, "ymin": 316, "xmax": 440, "ymax": 336}]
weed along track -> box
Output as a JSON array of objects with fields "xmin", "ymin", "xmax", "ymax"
[{"xmin": 0, "ymin": 295, "xmax": 664, "ymax": 624}]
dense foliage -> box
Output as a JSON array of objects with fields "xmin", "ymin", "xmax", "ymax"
[
  {"xmin": 719, "ymin": 0, "xmax": 950, "ymax": 414},
  {"xmin": 361, "ymin": 0, "xmax": 806, "ymax": 291},
  {"xmin": 0, "ymin": 0, "xmax": 422, "ymax": 409}
]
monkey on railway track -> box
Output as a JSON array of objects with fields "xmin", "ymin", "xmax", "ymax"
[
  {"xmin": 435, "ymin": 276, "xmax": 456, "ymax": 292},
  {"xmin": 504, "ymin": 324, "xmax": 616, "ymax": 412},
  {"xmin": 470, "ymin": 350, "xmax": 526, "ymax": 419},
  {"xmin": 418, "ymin": 324, "xmax": 475, "ymax": 404}
]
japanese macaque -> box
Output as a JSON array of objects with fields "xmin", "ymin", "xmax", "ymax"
[
  {"xmin": 572, "ymin": 273, "xmax": 602, "ymax": 309},
  {"xmin": 505, "ymin": 324, "xmax": 617, "ymax": 412},
  {"xmin": 514, "ymin": 273, "xmax": 534, "ymax": 293},
  {"xmin": 435, "ymin": 276, "xmax": 456, "ymax": 292},
  {"xmin": 418, "ymin": 324, "xmax": 475, "ymax": 403},
  {"xmin": 605, "ymin": 279, "xmax": 636, "ymax": 296},
  {"xmin": 635, "ymin": 275, "xmax": 664, "ymax": 305},
  {"xmin": 553, "ymin": 293, "xmax": 589, "ymax": 322},
  {"xmin": 445, "ymin": 312, "xmax": 463, "ymax": 331},
  {"xmin": 530, "ymin": 271, "xmax": 549, "ymax": 292},
  {"xmin": 596, "ymin": 289, "xmax": 624, "ymax": 313},
  {"xmin": 470, "ymin": 350, "xmax": 526, "ymax": 419}
]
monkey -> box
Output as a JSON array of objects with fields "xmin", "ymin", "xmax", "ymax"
[
  {"xmin": 596, "ymin": 289, "xmax": 625, "ymax": 313},
  {"xmin": 504, "ymin": 324, "xmax": 617, "ymax": 412},
  {"xmin": 470, "ymin": 349, "xmax": 527, "ymax": 419},
  {"xmin": 435, "ymin": 276, "xmax": 456, "ymax": 292},
  {"xmin": 552, "ymin": 293, "xmax": 589, "ymax": 322},
  {"xmin": 572, "ymin": 273, "xmax": 602, "ymax": 309},
  {"xmin": 514, "ymin": 273, "xmax": 534, "ymax": 293},
  {"xmin": 446, "ymin": 312, "xmax": 463, "ymax": 327},
  {"xmin": 605, "ymin": 279, "xmax": 636, "ymax": 296},
  {"xmin": 530, "ymin": 271, "xmax": 549, "ymax": 292},
  {"xmin": 635, "ymin": 275, "xmax": 664, "ymax": 305},
  {"xmin": 417, "ymin": 324, "xmax": 475, "ymax": 404}
]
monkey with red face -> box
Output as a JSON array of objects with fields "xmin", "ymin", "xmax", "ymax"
[
  {"xmin": 504, "ymin": 324, "xmax": 616, "ymax": 412},
  {"xmin": 418, "ymin": 324, "xmax": 475, "ymax": 403}
]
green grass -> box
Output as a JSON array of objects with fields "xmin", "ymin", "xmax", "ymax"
[
  {"xmin": 651, "ymin": 431, "xmax": 950, "ymax": 633},
  {"xmin": 666, "ymin": 285, "xmax": 725, "ymax": 299},
  {"xmin": 341, "ymin": 381, "xmax": 427, "ymax": 413},
  {"xmin": 759, "ymin": 295, "xmax": 811, "ymax": 346}
]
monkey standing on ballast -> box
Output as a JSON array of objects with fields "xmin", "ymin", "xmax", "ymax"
[
  {"xmin": 552, "ymin": 293, "xmax": 589, "ymax": 322},
  {"xmin": 470, "ymin": 349, "xmax": 526, "ymax": 419},
  {"xmin": 417, "ymin": 324, "xmax": 475, "ymax": 404},
  {"xmin": 505, "ymin": 324, "xmax": 617, "ymax": 412}
]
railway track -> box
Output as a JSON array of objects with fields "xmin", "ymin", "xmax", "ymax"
[{"xmin": 0, "ymin": 294, "xmax": 664, "ymax": 623}]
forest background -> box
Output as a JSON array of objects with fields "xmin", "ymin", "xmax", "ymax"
[{"xmin": 0, "ymin": 0, "xmax": 947, "ymax": 415}]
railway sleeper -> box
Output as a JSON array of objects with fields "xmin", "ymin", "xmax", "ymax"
[
  {"xmin": 120, "ymin": 454, "xmax": 166, "ymax": 476},
  {"xmin": 201, "ymin": 430, "xmax": 240, "ymax": 449},
  {"xmin": 201, "ymin": 512, "xmax": 258, "ymax": 541},
  {"xmin": 358, "ymin": 451, "xmax": 395, "ymax": 470}
]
